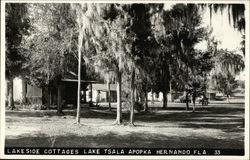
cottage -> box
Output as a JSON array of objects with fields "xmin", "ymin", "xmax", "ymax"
[
  {"xmin": 6, "ymin": 72, "xmax": 98, "ymax": 108},
  {"xmin": 5, "ymin": 78, "xmax": 43, "ymax": 104},
  {"xmin": 87, "ymin": 83, "xmax": 117, "ymax": 103}
]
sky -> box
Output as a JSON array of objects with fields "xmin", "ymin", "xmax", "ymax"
[
  {"xmin": 164, "ymin": 3, "xmax": 244, "ymax": 53},
  {"xmin": 199, "ymin": 5, "xmax": 243, "ymax": 52},
  {"xmin": 199, "ymin": 6, "xmax": 245, "ymax": 80}
]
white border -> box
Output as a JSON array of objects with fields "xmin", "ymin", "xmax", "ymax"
[{"xmin": 0, "ymin": 0, "xmax": 249, "ymax": 160}]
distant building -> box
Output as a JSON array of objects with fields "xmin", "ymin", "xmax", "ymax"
[
  {"xmin": 87, "ymin": 83, "xmax": 117, "ymax": 103},
  {"xmin": 147, "ymin": 91, "xmax": 182, "ymax": 102},
  {"xmin": 206, "ymin": 89, "xmax": 217, "ymax": 100}
]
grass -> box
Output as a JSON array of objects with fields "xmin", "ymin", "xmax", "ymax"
[{"xmin": 5, "ymin": 102, "xmax": 244, "ymax": 149}]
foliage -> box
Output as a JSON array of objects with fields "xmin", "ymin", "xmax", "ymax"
[
  {"xmin": 199, "ymin": 4, "xmax": 245, "ymax": 31},
  {"xmin": 149, "ymin": 4, "xmax": 208, "ymax": 109},
  {"xmin": 213, "ymin": 73, "xmax": 238, "ymax": 98},
  {"xmin": 211, "ymin": 49, "xmax": 244, "ymax": 77},
  {"xmin": 6, "ymin": 3, "xmax": 246, "ymax": 123},
  {"xmin": 5, "ymin": 3, "xmax": 31, "ymax": 79},
  {"xmin": 22, "ymin": 4, "xmax": 78, "ymax": 87},
  {"xmin": 210, "ymin": 49, "xmax": 244, "ymax": 98},
  {"xmin": 134, "ymin": 102, "xmax": 144, "ymax": 112},
  {"xmin": 71, "ymin": 4, "xmax": 134, "ymax": 124}
]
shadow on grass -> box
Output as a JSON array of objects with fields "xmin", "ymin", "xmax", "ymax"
[
  {"xmin": 5, "ymin": 104, "xmax": 244, "ymax": 149},
  {"xmin": 5, "ymin": 131, "xmax": 244, "ymax": 149},
  {"xmin": 6, "ymin": 104, "xmax": 244, "ymax": 132}
]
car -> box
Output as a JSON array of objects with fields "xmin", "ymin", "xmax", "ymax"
[{"xmin": 198, "ymin": 96, "xmax": 209, "ymax": 106}]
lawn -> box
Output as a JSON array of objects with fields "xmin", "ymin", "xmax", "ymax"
[{"xmin": 5, "ymin": 102, "xmax": 244, "ymax": 149}]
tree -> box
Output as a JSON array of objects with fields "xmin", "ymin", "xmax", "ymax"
[
  {"xmin": 72, "ymin": 4, "xmax": 159, "ymax": 125},
  {"xmin": 151, "ymin": 4, "xmax": 206, "ymax": 110},
  {"xmin": 72, "ymin": 4, "xmax": 133, "ymax": 124},
  {"xmin": 125, "ymin": 4, "xmax": 159, "ymax": 124},
  {"xmin": 188, "ymin": 50, "xmax": 214, "ymax": 111},
  {"xmin": 5, "ymin": 3, "xmax": 31, "ymax": 109},
  {"xmin": 200, "ymin": 4, "xmax": 246, "ymax": 56},
  {"xmin": 210, "ymin": 49, "xmax": 244, "ymax": 103},
  {"xmin": 200, "ymin": 4, "xmax": 245, "ymax": 31},
  {"xmin": 213, "ymin": 73, "xmax": 238, "ymax": 103},
  {"xmin": 23, "ymin": 3, "xmax": 77, "ymax": 114},
  {"xmin": 176, "ymin": 4, "xmax": 207, "ymax": 110},
  {"xmin": 149, "ymin": 4, "xmax": 173, "ymax": 109}
]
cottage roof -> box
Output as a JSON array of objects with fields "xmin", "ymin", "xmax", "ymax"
[{"xmin": 61, "ymin": 72, "xmax": 97, "ymax": 83}]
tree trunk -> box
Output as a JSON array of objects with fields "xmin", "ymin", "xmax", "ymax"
[
  {"xmin": 192, "ymin": 93, "xmax": 196, "ymax": 112},
  {"xmin": 107, "ymin": 79, "xmax": 111, "ymax": 111},
  {"xmin": 76, "ymin": 31, "xmax": 82, "ymax": 124},
  {"xmin": 8, "ymin": 78, "xmax": 15, "ymax": 109},
  {"xmin": 186, "ymin": 91, "xmax": 189, "ymax": 110},
  {"xmin": 57, "ymin": 83, "xmax": 63, "ymax": 115},
  {"xmin": 151, "ymin": 89, "xmax": 154, "ymax": 104},
  {"xmin": 76, "ymin": 68, "xmax": 81, "ymax": 124},
  {"xmin": 139, "ymin": 93, "xmax": 143, "ymax": 103},
  {"xmin": 49, "ymin": 89, "xmax": 52, "ymax": 106},
  {"xmin": 144, "ymin": 89, "xmax": 148, "ymax": 111},
  {"xmin": 185, "ymin": 59, "xmax": 189, "ymax": 110},
  {"xmin": 130, "ymin": 69, "xmax": 135, "ymax": 125},
  {"xmin": 6, "ymin": 81, "xmax": 10, "ymax": 104},
  {"xmin": 169, "ymin": 81, "xmax": 173, "ymax": 102},
  {"xmin": 135, "ymin": 87, "xmax": 139, "ymax": 103},
  {"xmin": 21, "ymin": 79, "xmax": 27, "ymax": 105},
  {"xmin": 114, "ymin": 71, "xmax": 122, "ymax": 124},
  {"xmin": 44, "ymin": 86, "xmax": 50, "ymax": 109},
  {"xmin": 227, "ymin": 94, "xmax": 230, "ymax": 103},
  {"xmin": 163, "ymin": 91, "xmax": 168, "ymax": 109},
  {"xmin": 192, "ymin": 103, "xmax": 195, "ymax": 112}
]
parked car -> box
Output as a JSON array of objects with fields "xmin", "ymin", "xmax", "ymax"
[{"xmin": 198, "ymin": 96, "xmax": 209, "ymax": 106}]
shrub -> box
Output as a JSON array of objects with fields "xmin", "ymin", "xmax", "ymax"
[
  {"xmin": 134, "ymin": 102, "xmax": 144, "ymax": 112},
  {"xmin": 122, "ymin": 101, "xmax": 144, "ymax": 112},
  {"xmin": 30, "ymin": 104, "xmax": 47, "ymax": 110}
]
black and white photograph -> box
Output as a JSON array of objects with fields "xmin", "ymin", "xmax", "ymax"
[{"xmin": 0, "ymin": 0, "xmax": 249, "ymax": 159}]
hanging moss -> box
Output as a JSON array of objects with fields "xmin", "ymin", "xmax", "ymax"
[{"xmin": 199, "ymin": 4, "xmax": 245, "ymax": 31}]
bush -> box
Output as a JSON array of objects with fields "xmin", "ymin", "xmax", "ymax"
[
  {"xmin": 134, "ymin": 102, "xmax": 144, "ymax": 112},
  {"xmin": 122, "ymin": 101, "xmax": 144, "ymax": 113},
  {"xmin": 121, "ymin": 101, "xmax": 130, "ymax": 112},
  {"xmin": 27, "ymin": 96, "xmax": 42, "ymax": 104},
  {"xmin": 30, "ymin": 104, "xmax": 47, "ymax": 110},
  {"xmin": 14, "ymin": 99, "xmax": 22, "ymax": 105}
]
